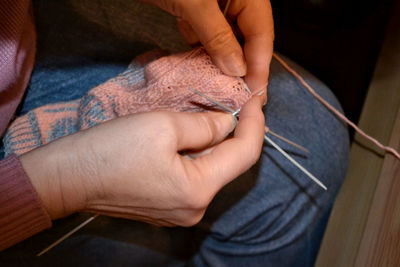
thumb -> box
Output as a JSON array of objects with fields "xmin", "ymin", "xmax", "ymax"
[
  {"xmin": 181, "ymin": 94, "xmax": 265, "ymax": 193},
  {"xmin": 171, "ymin": 112, "xmax": 237, "ymax": 151},
  {"xmin": 179, "ymin": 1, "xmax": 246, "ymax": 77}
]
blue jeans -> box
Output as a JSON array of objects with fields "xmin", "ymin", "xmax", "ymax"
[{"xmin": 0, "ymin": 1, "xmax": 349, "ymax": 266}]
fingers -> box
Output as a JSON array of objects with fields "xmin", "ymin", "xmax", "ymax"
[
  {"xmin": 176, "ymin": 18, "xmax": 199, "ymax": 45},
  {"xmin": 228, "ymin": 0, "xmax": 274, "ymax": 91},
  {"xmin": 172, "ymin": 111, "xmax": 237, "ymax": 151},
  {"xmin": 179, "ymin": 0, "xmax": 246, "ymax": 77},
  {"xmin": 184, "ymin": 95, "xmax": 265, "ymax": 192},
  {"xmin": 145, "ymin": 0, "xmax": 273, "ymax": 91}
]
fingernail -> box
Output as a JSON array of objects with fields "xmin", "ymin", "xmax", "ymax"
[
  {"xmin": 252, "ymin": 88, "xmax": 266, "ymax": 97},
  {"xmin": 218, "ymin": 52, "xmax": 246, "ymax": 77},
  {"xmin": 251, "ymin": 87, "xmax": 267, "ymax": 106},
  {"xmin": 223, "ymin": 113, "xmax": 237, "ymax": 135},
  {"xmin": 226, "ymin": 113, "xmax": 238, "ymax": 135},
  {"xmin": 263, "ymin": 87, "xmax": 268, "ymax": 106},
  {"xmin": 230, "ymin": 114, "xmax": 238, "ymax": 133},
  {"xmin": 214, "ymin": 113, "xmax": 238, "ymax": 136}
]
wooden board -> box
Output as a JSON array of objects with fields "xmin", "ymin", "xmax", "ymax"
[
  {"xmin": 355, "ymin": 107, "xmax": 400, "ymax": 266},
  {"xmin": 315, "ymin": 0, "xmax": 400, "ymax": 266}
]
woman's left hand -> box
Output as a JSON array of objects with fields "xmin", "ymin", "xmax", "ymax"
[{"xmin": 143, "ymin": 0, "xmax": 274, "ymax": 93}]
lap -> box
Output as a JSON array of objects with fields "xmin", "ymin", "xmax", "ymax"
[
  {"xmin": 0, "ymin": 55, "xmax": 349, "ymax": 266},
  {"xmin": 0, "ymin": 1, "xmax": 349, "ymax": 266},
  {"xmin": 190, "ymin": 56, "xmax": 349, "ymax": 266}
]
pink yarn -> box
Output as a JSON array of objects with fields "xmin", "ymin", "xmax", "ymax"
[
  {"xmin": 4, "ymin": 48, "xmax": 251, "ymax": 156},
  {"xmin": 272, "ymin": 53, "xmax": 400, "ymax": 161},
  {"xmin": 82, "ymin": 47, "xmax": 251, "ymax": 129},
  {"xmin": 5, "ymin": 45, "xmax": 399, "ymax": 162}
]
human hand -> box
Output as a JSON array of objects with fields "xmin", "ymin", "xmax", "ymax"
[
  {"xmin": 19, "ymin": 94, "xmax": 265, "ymax": 226},
  {"xmin": 143, "ymin": 0, "xmax": 274, "ymax": 92}
]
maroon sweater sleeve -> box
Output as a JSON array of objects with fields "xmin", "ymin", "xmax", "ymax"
[
  {"xmin": 0, "ymin": 155, "xmax": 52, "ymax": 251},
  {"xmin": 0, "ymin": 0, "xmax": 52, "ymax": 251},
  {"xmin": 0, "ymin": 0, "xmax": 36, "ymax": 136}
]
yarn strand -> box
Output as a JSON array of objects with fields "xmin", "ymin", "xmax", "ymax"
[{"xmin": 273, "ymin": 53, "xmax": 400, "ymax": 161}]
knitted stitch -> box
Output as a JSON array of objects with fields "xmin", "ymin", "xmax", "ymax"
[{"xmin": 4, "ymin": 47, "xmax": 251, "ymax": 156}]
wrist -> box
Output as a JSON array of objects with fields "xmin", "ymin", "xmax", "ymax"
[{"xmin": 19, "ymin": 132, "xmax": 88, "ymax": 219}]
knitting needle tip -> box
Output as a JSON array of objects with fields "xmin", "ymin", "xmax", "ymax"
[
  {"xmin": 187, "ymin": 87, "xmax": 236, "ymax": 114},
  {"xmin": 267, "ymin": 130, "xmax": 310, "ymax": 154},
  {"xmin": 36, "ymin": 214, "xmax": 99, "ymax": 257},
  {"xmin": 264, "ymin": 135, "xmax": 327, "ymax": 190}
]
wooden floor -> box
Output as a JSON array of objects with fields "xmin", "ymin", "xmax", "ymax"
[{"xmin": 315, "ymin": 0, "xmax": 400, "ymax": 266}]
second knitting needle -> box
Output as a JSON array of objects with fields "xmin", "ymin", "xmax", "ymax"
[
  {"xmin": 188, "ymin": 87, "xmax": 309, "ymax": 153},
  {"xmin": 264, "ymin": 135, "xmax": 327, "ymax": 190},
  {"xmin": 37, "ymin": 214, "xmax": 99, "ymax": 256},
  {"xmin": 267, "ymin": 129, "xmax": 310, "ymax": 154},
  {"xmin": 187, "ymin": 87, "xmax": 326, "ymax": 190}
]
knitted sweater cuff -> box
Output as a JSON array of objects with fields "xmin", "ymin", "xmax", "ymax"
[{"xmin": 0, "ymin": 154, "xmax": 52, "ymax": 251}]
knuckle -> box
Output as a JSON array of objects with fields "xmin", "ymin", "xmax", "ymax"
[
  {"xmin": 168, "ymin": 0, "xmax": 204, "ymax": 17},
  {"xmin": 160, "ymin": 113, "xmax": 175, "ymax": 131},
  {"xmin": 198, "ymin": 114, "xmax": 216, "ymax": 145},
  {"xmin": 181, "ymin": 186, "xmax": 210, "ymax": 210},
  {"xmin": 187, "ymin": 194, "xmax": 209, "ymax": 210},
  {"xmin": 174, "ymin": 181, "xmax": 208, "ymax": 226},
  {"xmin": 248, "ymin": 145, "xmax": 262, "ymax": 165},
  {"xmin": 159, "ymin": 0, "xmax": 184, "ymax": 16},
  {"xmin": 203, "ymin": 29, "xmax": 236, "ymax": 53},
  {"xmin": 153, "ymin": 113, "xmax": 176, "ymax": 140},
  {"xmin": 177, "ymin": 174, "xmax": 210, "ymax": 211},
  {"xmin": 260, "ymin": 30, "xmax": 275, "ymax": 44},
  {"xmin": 178, "ymin": 210, "xmax": 205, "ymax": 227},
  {"xmin": 270, "ymin": 30, "xmax": 275, "ymax": 42},
  {"xmin": 183, "ymin": 0, "xmax": 206, "ymax": 10}
]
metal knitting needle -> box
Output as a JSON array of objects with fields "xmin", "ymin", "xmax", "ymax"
[
  {"xmin": 188, "ymin": 87, "xmax": 236, "ymax": 114},
  {"xmin": 267, "ymin": 129, "xmax": 310, "ymax": 153},
  {"xmin": 37, "ymin": 214, "xmax": 99, "ymax": 256},
  {"xmin": 188, "ymin": 87, "xmax": 326, "ymax": 189},
  {"xmin": 232, "ymin": 108, "xmax": 241, "ymax": 117},
  {"xmin": 264, "ymin": 135, "xmax": 327, "ymax": 190},
  {"xmin": 188, "ymin": 87, "xmax": 309, "ymax": 153},
  {"xmin": 223, "ymin": 0, "xmax": 232, "ymax": 15},
  {"xmin": 220, "ymin": 1, "xmax": 325, "ymax": 189}
]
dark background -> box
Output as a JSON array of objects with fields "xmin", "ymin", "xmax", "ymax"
[{"xmin": 270, "ymin": 0, "xmax": 396, "ymax": 129}]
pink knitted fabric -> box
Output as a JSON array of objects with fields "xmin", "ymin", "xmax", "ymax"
[{"xmin": 4, "ymin": 47, "xmax": 251, "ymax": 156}]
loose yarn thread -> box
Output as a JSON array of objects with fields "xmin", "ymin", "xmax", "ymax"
[
  {"xmin": 221, "ymin": 0, "xmax": 400, "ymax": 160},
  {"xmin": 272, "ymin": 53, "xmax": 400, "ymax": 161}
]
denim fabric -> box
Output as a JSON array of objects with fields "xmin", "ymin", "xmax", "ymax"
[{"xmin": 0, "ymin": 1, "xmax": 349, "ymax": 266}]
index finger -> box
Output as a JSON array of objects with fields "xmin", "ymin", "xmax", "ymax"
[
  {"xmin": 228, "ymin": 0, "xmax": 274, "ymax": 91},
  {"xmin": 179, "ymin": 0, "xmax": 247, "ymax": 77}
]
